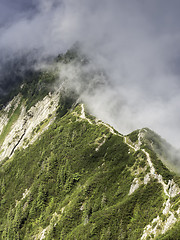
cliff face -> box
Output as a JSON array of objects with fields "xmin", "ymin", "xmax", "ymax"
[
  {"xmin": 0, "ymin": 86, "xmax": 180, "ymax": 239},
  {"xmin": 0, "ymin": 91, "xmax": 59, "ymax": 161}
]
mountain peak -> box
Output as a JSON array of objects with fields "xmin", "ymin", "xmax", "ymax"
[{"xmin": 0, "ymin": 56, "xmax": 180, "ymax": 239}]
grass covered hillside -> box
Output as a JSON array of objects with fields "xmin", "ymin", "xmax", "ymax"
[
  {"xmin": 0, "ymin": 48, "xmax": 180, "ymax": 239},
  {"xmin": 0, "ymin": 98, "xmax": 180, "ymax": 239}
]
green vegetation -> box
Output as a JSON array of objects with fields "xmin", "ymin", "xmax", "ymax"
[
  {"xmin": 57, "ymin": 90, "xmax": 78, "ymax": 118},
  {"xmin": 144, "ymin": 147, "xmax": 174, "ymax": 183},
  {"xmin": 0, "ymin": 50, "xmax": 179, "ymax": 238},
  {"xmin": 32, "ymin": 117, "xmax": 51, "ymax": 136},
  {"xmin": 139, "ymin": 129, "xmax": 180, "ymax": 185},
  {"xmin": 0, "ymin": 83, "xmax": 23, "ymax": 111},
  {"xmin": 56, "ymin": 42, "xmax": 88, "ymax": 64},
  {"xmin": 0, "ymin": 102, "xmax": 167, "ymax": 239},
  {"xmin": 0, "ymin": 100, "xmax": 22, "ymax": 146},
  {"xmin": 156, "ymin": 220, "xmax": 180, "ymax": 240},
  {"xmin": 0, "ymin": 68, "xmax": 58, "ymax": 112},
  {"xmin": 142, "ymin": 128, "xmax": 180, "ymax": 175},
  {"xmin": 20, "ymin": 70, "xmax": 57, "ymax": 111},
  {"xmin": 128, "ymin": 129, "xmax": 139, "ymax": 143}
]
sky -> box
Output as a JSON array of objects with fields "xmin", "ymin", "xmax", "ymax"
[{"xmin": 1, "ymin": 0, "xmax": 180, "ymax": 148}]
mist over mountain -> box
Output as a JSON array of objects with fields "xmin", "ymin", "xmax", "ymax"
[
  {"xmin": 2, "ymin": 2, "xmax": 180, "ymax": 239},
  {"xmin": 1, "ymin": 0, "xmax": 180, "ymax": 149},
  {"xmin": 0, "ymin": 53, "xmax": 180, "ymax": 238},
  {"xmin": 0, "ymin": 27, "xmax": 180, "ymax": 239}
]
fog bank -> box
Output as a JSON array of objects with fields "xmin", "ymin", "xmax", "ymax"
[{"xmin": 1, "ymin": 0, "xmax": 180, "ymax": 148}]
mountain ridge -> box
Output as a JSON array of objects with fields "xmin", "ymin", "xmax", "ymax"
[
  {"xmin": 0, "ymin": 50, "xmax": 180, "ymax": 239},
  {"xmin": 0, "ymin": 91, "xmax": 180, "ymax": 239}
]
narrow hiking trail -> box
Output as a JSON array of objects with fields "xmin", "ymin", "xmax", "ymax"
[
  {"xmin": 98, "ymin": 122, "xmax": 117, "ymax": 135},
  {"xmin": 79, "ymin": 107, "xmax": 179, "ymax": 202},
  {"xmin": 79, "ymin": 104, "xmax": 125, "ymax": 154},
  {"xmin": 124, "ymin": 130, "xmax": 172, "ymax": 197},
  {"xmin": 124, "ymin": 130, "xmax": 180, "ymax": 239},
  {"xmin": 80, "ymin": 104, "xmax": 92, "ymax": 125},
  {"xmin": 80, "ymin": 104, "xmax": 122, "ymax": 136}
]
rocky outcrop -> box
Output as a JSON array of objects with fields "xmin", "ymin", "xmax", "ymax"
[{"xmin": 0, "ymin": 91, "xmax": 60, "ymax": 161}]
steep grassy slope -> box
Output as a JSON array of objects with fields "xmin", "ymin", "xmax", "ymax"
[
  {"xmin": 0, "ymin": 48, "xmax": 180, "ymax": 239},
  {"xmin": 1, "ymin": 102, "xmax": 179, "ymax": 239},
  {"xmin": 127, "ymin": 129, "xmax": 180, "ymax": 239},
  {"xmin": 142, "ymin": 128, "xmax": 180, "ymax": 175}
]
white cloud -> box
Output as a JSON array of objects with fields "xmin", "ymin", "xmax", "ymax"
[{"xmin": 1, "ymin": 0, "xmax": 180, "ymax": 148}]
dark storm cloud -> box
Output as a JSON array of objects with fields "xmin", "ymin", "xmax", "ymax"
[{"xmin": 1, "ymin": 0, "xmax": 180, "ymax": 148}]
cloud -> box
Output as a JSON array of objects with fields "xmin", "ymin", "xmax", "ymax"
[{"xmin": 1, "ymin": 0, "xmax": 180, "ymax": 148}]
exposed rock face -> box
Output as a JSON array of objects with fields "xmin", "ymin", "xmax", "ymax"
[
  {"xmin": 129, "ymin": 178, "xmax": 139, "ymax": 195},
  {"xmin": 0, "ymin": 95, "xmax": 21, "ymax": 135},
  {"xmin": 168, "ymin": 179, "xmax": 180, "ymax": 198},
  {"xmin": 0, "ymin": 91, "xmax": 60, "ymax": 161},
  {"xmin": 144, "ymin": 173, "xmax": 150, "ymax": 184}
]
